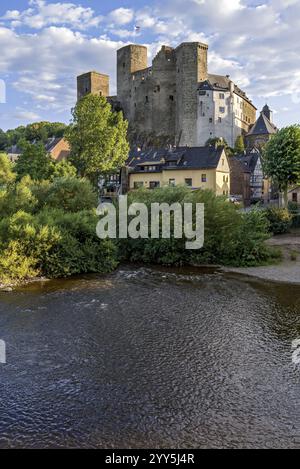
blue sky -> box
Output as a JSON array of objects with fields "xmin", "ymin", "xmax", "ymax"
[{"xmin": 0, "ymin": 0, "xmax": 299, "ymax": 130}]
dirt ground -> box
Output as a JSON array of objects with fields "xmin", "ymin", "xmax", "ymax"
[{"xmin": 224, "ymin": 229, "xmax": 300, "ymax": 285}]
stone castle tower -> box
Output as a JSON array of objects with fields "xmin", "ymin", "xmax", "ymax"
[
  {"xmin": 77, "ymin": 41, "xmax": 256, "ymax": 148},
  {"xmin": 77, "ymin": 71, "xmax": 110, "ymax": 101}
]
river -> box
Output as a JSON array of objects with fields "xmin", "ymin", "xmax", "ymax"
[{"xmin": 0, "ymin": 266, "xmax": 300, "ymax": 449}]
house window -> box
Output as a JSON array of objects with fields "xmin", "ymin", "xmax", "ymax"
[
  {"xmin": 185, "ymin": 178, "xmax": 192, "ymax": 187},
  {"xmin": 219, "ymin": 107, "xmax": 225, "ymax": 113},
  {"xmin": 169, "ymin": 179, "xmax": 176, "ymax": 187},
  {"xmin": 134, "ymin": 182, "xmax": 144, "ymax": 189},
  {"xmin": 149, "ymin": 181, "xmax": 160, "ymax": 189},
  {"xmin": 293, "ymin": 192, "xmax": 298, "ymax": 203},
  {"xmin": 202, "ymin": 174, "xmax": 207, "ymax": 183},
  {"xmin": 219, "ymin": 93, "xmax": 225, "ymax": 99}
]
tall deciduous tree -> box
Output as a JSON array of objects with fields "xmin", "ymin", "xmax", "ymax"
[
  {"xmin": 263, "ymin": 125, "xmax": 300, "ymax": 207},
  {"xmin": 15, "ymin": 141, "xmax": 52, "ymax": 181},
  {"xmin": 66, "ymin": 94, "xmax": 129, "ymax": 186}
]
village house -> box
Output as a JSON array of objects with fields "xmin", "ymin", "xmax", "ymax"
[
  {"xmin": 6, "ymin": 137, "xmax": 70, "ymax": 162},
  {"xmin": 230, "ymin": 148, "xmax": 270, "ymax": 205},
  {"xmin": 127, "ymin": 146, "xmax": 230, "ymax": 196},
  {"xmin": 44, "ymin": 137, "xmax": 70, "ymax": 161}
]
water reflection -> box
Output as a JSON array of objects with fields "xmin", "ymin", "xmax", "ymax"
[{"xmin": 0, "ymin": 266, "xmax": 300, "ymax": 448}]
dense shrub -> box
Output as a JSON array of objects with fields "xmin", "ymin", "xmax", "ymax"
[
  {"xmin": 42, "ymin": 177, "xmax": 98, "ymax": 212},
  {"xmin": 0, "ymin": 176, "xmax": 117, "ymax": 284},
  {"xmin": 265, "ymin": 207, "xmax": 293, "ymax": 235},
  {"xmin": 117, "ymin": 187, "xmax": 275, "ymax": 267}
]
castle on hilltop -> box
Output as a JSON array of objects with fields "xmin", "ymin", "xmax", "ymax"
[{"xmin": 77, "ymin": 42, "xmax": 257, "ymax": 148}]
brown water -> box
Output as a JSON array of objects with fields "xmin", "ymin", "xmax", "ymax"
[{"xmin": 0, "ymin": 266, "xmax": 300, "ymax": 449}]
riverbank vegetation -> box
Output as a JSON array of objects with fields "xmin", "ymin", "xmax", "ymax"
[
  {"xmin": 0, "ymin": 157, "xmax": 118, "ymax": 284},
  {"xmin": 119, "ymin": 186, "xmax": 279, "ymax": 268}
]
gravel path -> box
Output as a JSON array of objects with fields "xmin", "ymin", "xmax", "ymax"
[{"xmin": 224, "ymin": 232, "xmax": 300, "ymax": 285}]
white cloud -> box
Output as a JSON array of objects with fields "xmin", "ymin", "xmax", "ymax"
[
  {"xmin": 14, "ymin": 110, "xmax": 41, "ymax": 121},
  {"xmin": 1, "ymin": 0, "xmax": 103, "ymax": 30},
  {"xmin": 108, "ymin": 8, "xmax": 134, "ymax": 26}
]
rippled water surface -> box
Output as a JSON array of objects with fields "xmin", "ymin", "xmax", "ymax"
[{"xmin": 0, "ymin": 266, "xmax": 300, "ymax": 448}]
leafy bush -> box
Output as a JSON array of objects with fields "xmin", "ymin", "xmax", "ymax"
[
  {"xmin": 0, "ymin": 176, "xmax": 117, "ymax": 284},
  {"xmin": 43, "ymin": 177, "xmax": 98, "ymax": 212},
  {"xmin": 265, "ymin": 207, "xmax": 292, "ymax": 235},
  {"xmin": 0, "ymin": 207, "xmax": 118, "ymax": 282},
  {"xmin": 117, "ymin": 187, "xmax": 274, "ymax": 267},
  {"xmin": 0, "ymin": 240, "xmax": 38, "ymax": 283}
]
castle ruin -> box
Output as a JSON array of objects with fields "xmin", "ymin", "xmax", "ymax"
[{"xmin": 77, "ymin": 42, "xmax": 257, "ymax": 148}]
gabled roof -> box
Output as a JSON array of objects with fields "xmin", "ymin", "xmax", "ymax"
[
  {"xmin": 127, "ymin": 146, "xmax": 225, "ymax": 172},
  {"xmin": 44, "ymin": 137, "xmax": 63, "ymax": 153},
  {"xmin": 234, "ymin": 151, "xmax": 261, "ymax": 173},
  {"xmin": 246, "ymin": 112, "xmax": 277, "ymax": 136},
  {"xmin": 198, "ymin": 74, "xmax": 256, "ymax": 108}
]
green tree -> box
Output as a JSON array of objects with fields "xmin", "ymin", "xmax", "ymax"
[
  {"xmin": 50, "ymin": 159, "xmax": 77, "ymax": 179},
  {"xmin": 66, "ymin": 94, "xmax": 129, "ymax": 186},
  {"xmin": 0, "ymin": 153, "xmax": 16, "ymax": 185},
  {"xmin": 44, "ymin": 177, "xmax": 98, "ymax": 212},
  {"xmin": 206, "ymin": 137, "xmax": 228, "ymax": 148},
  {"xmin": 15, "ymin": 141, "xmax": 52, "ymax": 181},
  {"xmin": 263, "ymin": 126, "xmax": 300, "ymax": 207},
  {"xmin": 205, "ymin": 137, "xmax": 234, "ymax": 157},
  {"xmin": 0, "ymin": 129, "xmax": 7, "ymax": 151},
  {"xmin": 5, "ymin": 126, "xmax": 26, "ymax": 147},
  {"xmin": 25, "ymin": 123, "xmax": 48, "ymax": 143},
  {"xmin": 234, "ymin": 135, "xmax": 245, "ymax": 154}
]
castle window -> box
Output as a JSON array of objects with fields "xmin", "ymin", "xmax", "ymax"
[
  {"xmin": 123, "ymin": 62, "xmax": 126, "ymax": 68},
  {"xmin": 219, "ymin": 93, "xmax": 225, "ymax": 99},
  {"xmin": 145, "ymin": 96, "xmax": 149, "ymax": 103},
  {"xmin": 209, "ymin": 118, "xmax": 213, "ymax": 123},
  {"xmin": 169, "ymin": 95, "xmax": 174, "ymax": 101},
  {"xmin": 218, "ymin": 117, "xmax": 222, "ymax": 123},
  {"xmin": 219, "ymin": 107, "xmax": 225, "ymax": 114}
]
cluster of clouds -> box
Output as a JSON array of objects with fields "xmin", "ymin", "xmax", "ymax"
[{"xmin": 0, "ymin": 0, "xmax": 299, "ymax": 127}]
